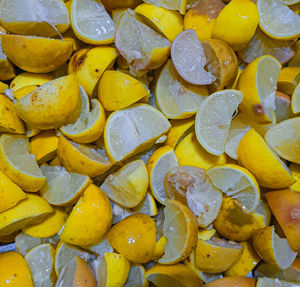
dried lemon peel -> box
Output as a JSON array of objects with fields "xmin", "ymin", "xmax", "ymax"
[
  {"xmin": 171, "ymin": 29, "xmax": 216, "ymax": 85},
  {"xmin": 165, "ymin": 166, "xmax": 223, "ymax": 227}
]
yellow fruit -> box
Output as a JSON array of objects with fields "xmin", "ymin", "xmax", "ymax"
[
  {"xmin": 265, "ymin": 117, "xmax": 300, "ymax": 164},
  {"xmin": 10, "ymin": 72, "xmax": 53, "ymax": 92},
  {"xmin": 195, "ymin": 237, "xmax": 243, "ymax": 273},
  {"xmin": 289, "ymin": 40, "xmax": 300, "ymax": 66},
  {"xmin": 60, "ymin": 184, "xmax": 112, "ymax": 246},
  {"xmin": 252, "ymin": 226, "xmax": 297, "ymax": 269},
  {"xmin": 146, "ymin": 264, "xmax": 203, "ymax": 287},
  {"xmin": 224, "ymin": 113, "xmax": 251, "ymax": 160},
  {"xmin": 213, "ymin": 197, "xmax": 268, "ymax": 241},
  {"xmin": 152, "ymin": 236, "xmax": 168, "ymax": 261},
  {"xmin": 202, "ymin": 39, "xmax": 238, "ymax": 91},
  {"xmin": 257, "ymin": 277, "xmax": 299, "ymax": 287},
  {"xmin": 165, "ymin": 118, "xmax": 195, "ymax": 148},
  {"xmin": 1, "ymin": 34, "xmax": 72, "ymax": 73},
  {"xmin": 164, "ymin": 166, "xmax": 223, "ymax": 227},
  {"xmin": 238, "ymin": 28, "xmax": 295, "ymax": 65},
  {"xmin": 101, "ymin": 159, "xmax": 148, "ymax": 208},
  {"xmin": 114, "ymin": 9, "xmax": 170, "ymax": 76},
  {"xmin": 155, "ymin": 59, "xmax": 209, "ymax": 119},
  {"xmin": 61, "ymin": 99, "xmax": 106, "ymax": 144},
  {"xmin": 99, "ymin": 70, "xmax": 150, "ymax": 111},
  {"xmin": 25, "ymin": 243, "xmax": 56, "ymax": 287},
  {"xmin": 237, "ymin": 128, "xmax": 295, "ymax": 189},
  {"xmin": 30, "ymin": 130, "xmax": 58, "ymax": 164},
  {"xmin": 212, "ymin": 0, "xmax": 259, "ymax": 50},
  {"xmin": 15, "ymin": 75, "xmax": 81, "ymax": 130},
  {"xmin": 277, "ymin": 67, "xmax": 300, "ymax": 95},
  {"xmin": 147, "ymin": 146, "xmax": 178, "ymax": 204},
  {"xmin": 159, "ymin": 199, "xmax": 198, "ymax": 264},
  {"xmin": 13, "ymin": 85, "xmax": 39, "ymax": 101},
  {"xmin": 0, "ymin": 41, "xmax": 15, "ymax": 81},
  {"xmin": 92, "ymin": 253, "xmax": 131, "ymax": 287},
  {"xmin": 237, "ymin": 55, "xmax": 281, "ymax": 124},
  {"xmin": 0, "ymin": 134, "xmax": 46, "ymax": 192},
  {"xmin": 68, "ymin": 46, "xmax": 118, "ymax": 97},
  {"xmin": 57, "ymin": 135, "xmax": 112, "ymax": 178},
  {"xmin": 195, "ymin": 89, "xmax": 243, "ymax": 155},
  {"xmin": 54, "ymin": 241, "xmax": 93, "ymax": 276},
  {"xmin": 0, "ymin": 171, "xmax": 26, "ymax": 213},
  {"xmin": 0, "ymin": 93, "xmax": 25, "ymax": 134},
  {"xmin": 184, "ymin": 0, "xmax": 225, "ymax": 40},
  {"xmin": 107, "ymin": 213, "xmax": 156, "ymax": 263},
  {"xmin": 135, "ymin": 3, "xmax": 183, "ymax": 41},
  {"xmin": 207, "ymin": 164, "xmax": 260, "ymax": 212},
  {"xmin": 171, "ymin": 29, "xmax": 215, "ymax": 85},
  {"xmin": 56, "ymin": 257, "xmax": 97, "ymax": 287},
  {"xmin": 124, "ymin": 264, "xmax": 149, "ymax": 287},
  {"xmin": 0, "ymin": 0, "xmax": 70, "ymax": 37},
  {"xmin": 0, "ymin": 81, "xmax": 8, "ymax": 93},
  {"xmin": 71, "ymin": 0, "xmax": 115, "ymax": 45},
  {"xmin": 224, "ymin": 241, "xmax": 260, "ymax": 276},
  {"xmin": 61, "ymin": 28, "xmax": 86, "ymax": 52},
  {"xmin": 143, "ymin": 0, "xmax": 186, "ymax": 14},
  {"xmin": 23, "ymin": 207, "xmax": 67, "ymax": 238},
  {"xmin": 175, "ymin": 132, "xmax": 227, "ymax": 170},
  {"xmin": 0, "ymin": 251, "xmax": 34, "ymax": 287},
  {"xmin": 184, "ymin": 249, "xmax": 222, "ymax": 283},
  {"xmin": 292, "ymin": 83, "xmax": 300, "ymax": 114},
  {"xmin": 257, "ymin": 0, "xmax": 300, "ymax": 40},
  {"xmin": 290, "ymin": 163, "xmax": 300, "ymax": 191},
  {"xmin": 0, "ymin": 194, "xmax": 53, "ymax": 237},
  {"xmin": 104, "ymin": 104, "xmax": 170, "ymax": 163}
]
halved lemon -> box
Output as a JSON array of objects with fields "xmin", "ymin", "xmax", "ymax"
[
  {"xmin": 195, "ymin": 237, "xmax": 243, "ymax": 273},
  {"xmin": 101, "ymin": 159, "xmax": 149, "ymax": 208},
  {"xmin": 265, "ymin": 117, "xmax": 300, "ymax": 164},
  {"xmin": 25, "ymin": 243, "xmax": 56, "ymax": 287},
  {"xmin": 237, "ymin": 55, "xmax": 281, "ymax": 124},
  {"xmin": 171, "ymin": 29, "xmax": 216, "ymax": 85},
  {"xmin": 23, "ymin": 207, "xmax": 67, "ymax": 238},
  {"xmin": 104, "ymin": 104, "xmax": 170, "ymax": 163},
  {"xmin": 159, "ymin": 199, "xmax": 198, "ymax": 264},
  {"xmin": 0, "ymin": 0, "xmax": 70, "ymax": 37},
  {"xmin": 224, "ymin": 113, "xmax": 251, "ymax": 160},
  {"xmin": 238, "ymin": 128, "xmax": 295, "ymax": 189},
  {"xmin": 257, "ymin": 0, "xmax": 300, "ymax": 40},
  {"xmin": 207, "ymin": 164, "xmax": 260, "ymax": 213},
  {"xmin": 54, "ymin": 241, "xmax": 94, "ymax": 276},
  {"xmin": 92, "ymin": 253, "xmax": 130, "ymax": 287},
  {"xmin": 195, "ymin": 89, "xmax": 243, "ymax": 156},
  {"xmin": 252, "ymin": 226, "xmax": 297, "ymax": 270},
  {"xmin": 114, "ymin": 9, "xmax": 170, "ymax": 76},
  {"xmin": 0, "ymin": 194, "xmax": 53, "ymax": 237},
  {"xmin": 277, "ymin": 67, "xmax": 300, "ymax": 95},
  {"xmin": 61, "ymin": 99, "xmax": 106, "ymax": 144},
  {"xmin": 147, "ymin": 146, "xmax": 179, "ymax": 205},
  {"xmin": 86, "ymin": 239, "xmax": 113, "ymax": 257},
  {"xmin": 70, "ymin": 0, "xmax": 115, "ymax": 45},
  {"xmin": 238, "ymin": 28, "xmax": 295, "ymax": 65},
  {"xmin": 0, "ymin": 134, "xmax": 45, "ymax": 192},
  {"xmin": 57, "ymin": 135, "xmax": 112, "ymax": 178},
  {"xmin": 56, "ymin": 256, "xmax": 97, "ymax": 287},
  {"xmin": 146, "ymin": 263, "xmax": 203, "ymax": 287},
  {"xmin": 164, "ymin": 166, "xmax": 223, "ymax": 227},
  {"xmin": 156, "ymin": 59, "xmax": 208, "ymax": 119},
  {"xmin": 40, "ymin": 165, "xmax": 91, "ymax": 206},
  {"xmin": 135, "ymin": 3, "xmax": 183, "ymax": 41}
]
